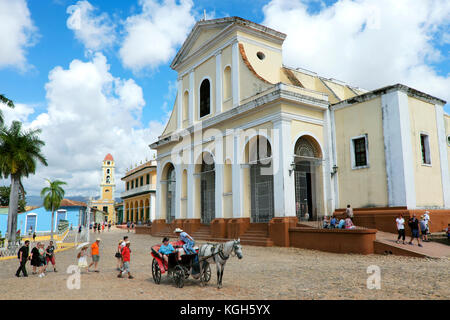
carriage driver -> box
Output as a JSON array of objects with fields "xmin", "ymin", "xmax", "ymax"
[
  {"xmin": 158, "ymin": 237, "xmax": 175, "ymax": 268},
  {"xmin": 174, "ymin": 228, "xmax": 196, "ymax": 259}
]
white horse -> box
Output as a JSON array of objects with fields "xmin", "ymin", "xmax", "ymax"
[{"xmin": 198, "ymin": 239, "xmax": 243, "ymax": 289}]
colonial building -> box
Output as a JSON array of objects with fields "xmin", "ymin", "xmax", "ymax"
[
  {"xmin": 89, "ymin": 154, "xmax": 116, "ymax": 223},
  {"xmin": 150, "ymin": 17, "xmax": 450, "ymax": 245},
  {"xmin": 120, "ymin": 160, "xmax": 157, "ymax": 223}
]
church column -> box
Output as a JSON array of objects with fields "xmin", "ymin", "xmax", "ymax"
[
  {"xmin": 215, "ymin": 52, "xmax": 223, "ymax": 114},
  {"xmin": 232, "ymin": 41, "xmax": 240, "ymax": 108},
  {"xmin": 215, "ymin": 136, "xmax": 224, "ymax": 218},
  {"xmin": 189, "ymin": 70, "xmax": 195, "ymax": 124},
  {"xmin": 150, "ymin": 193, "xmax": 156, "ymax": 221},
  {"xmin": 155, "ymin": 161, "xmax": 163, "ymax": 220},
  {"xmin": 272, "ymin": 117, "xmax": 295, "ymax": 217},
  {"xmin": 232, "ymin": 134, "xmax": 243, "ymax": 217},
  {"xmin": 435, "ymin": 103, "xmax": 450, "ymax": 208},
  {"xmin": 175, "ymin": 166, "xmax": 182, "ymax": 219},
  {"xmin": 177, "ymin": 78, "xmax": 183, "ymax": 129}
]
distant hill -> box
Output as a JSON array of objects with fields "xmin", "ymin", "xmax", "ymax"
[{"xmin": 25, "ymin": 195, "xmax": 121, "ymax": 207}]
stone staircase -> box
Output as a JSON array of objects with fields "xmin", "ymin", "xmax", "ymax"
[
  {"xmin": 239, "ymin": 223, "xmax": 274, "ymax": 247},
  {"xmin": 190, "ymin": 225, "xmax": 212, "ymax": 240}
]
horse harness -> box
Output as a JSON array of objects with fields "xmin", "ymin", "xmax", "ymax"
[{"xmin": 200, "ymin": 243, "xmax": 230, "ymax": 262}]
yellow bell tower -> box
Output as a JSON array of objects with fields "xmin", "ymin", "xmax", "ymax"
[{"xmin": 90, "ymin": 153, "xmax": 116, "ymax": 223}]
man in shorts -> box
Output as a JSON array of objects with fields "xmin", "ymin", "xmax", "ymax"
[
  {"xmin": 88, "ymin": 238, "xmax": 101, "ymax": 272},
  {"xmin": 408, "ymin": 214, "xmax": 422, "ymax": 247},
  {"xmin": 45, "ymin": 240, "xmax": 57, "ymax": 272}
]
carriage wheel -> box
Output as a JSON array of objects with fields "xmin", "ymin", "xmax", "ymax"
[
  {"xmin": 202, "ymin": 262, "xmax": 211, "ymax": 283},
  {"xmin": 152, "ymin": 258, "xmax": 161, "ymax": 284},
  {"xmin": 174, "ymin": 265, "xmax": 185, "ymax": 288}
]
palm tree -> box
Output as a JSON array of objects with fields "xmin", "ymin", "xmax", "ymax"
[
  {"xmin": 0, "ymin": 121, "xmax": 48, "ymax": 245},
  {"xmin": 41, "ymin": 179, "xmax": 67, "ymax": 240},
  {"xmin": 0, "ymin": 94, "xmax": 15, "ymax": 125}
]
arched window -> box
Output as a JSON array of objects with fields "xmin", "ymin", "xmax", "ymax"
[
  {"xmin": 106, "ymin": 169, "xmax": 110, "ymax": 174},
  {"xmin": 223, "ymin": 66, "xmax": 231, "ymax": 100},
  {"xmin": 106, "ymin": 176, "xmax": 110, "ymax": 183},
  {"xmin": 199, "ymin": 79, "xmax": 210, "ymax": 118}
]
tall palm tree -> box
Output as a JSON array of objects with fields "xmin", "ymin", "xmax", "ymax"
[
  {"xmin": 0, "ymin": 94, "xmax": 15, "ymax": 125},
  {"xmin": 41, "ymin": 179, "xmax": 67, "ymax": 240},
  {"xmin": 0, "ymin": 121, "xmax": 48, "ymax": 245}
]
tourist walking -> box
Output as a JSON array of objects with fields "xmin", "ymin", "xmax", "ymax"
[
  {"xmin": 38, "ymin": 242, "xmax": 46, "ymax": 277},
  {"xmin": 101, "ymin": 222, "xmax": 105, "ymax": 232},
  {"xmin": 408, "ymin": 214, "xmax": 422, "ymax": 247},
  {"xmin": 419, "ymin": 216, "xmax": 429, "ymax": 242},
  {"xmin": 16, "ymin": 240, "xmax": 30, "ymax": 277},
  {"xmin": 108, "ymin": 222, "xmax": 111, "ymax": 232},
  {"xmin": 423, "ymin": 211, "xmax": 431, "ymax": 241},
  {"xmin": 346, "ymin": 204, "xmax": 354, "ymax": 221},
  {"xmin": 395, "ymin": 213, "xmax": 406, "ymax": 244},
  {"xmin": 115, "ymin": 239, "xmax": 123, "ymax": 271},
  {"xmin": 32, "ymin": 232, "xmax": 36, "ymax": 243},
  {"xmin": 117, "ymin": 241, "xmax": 133, "ymax": 279},
  {"xmin": 127, "ymin": 221, "xmax": 130, "ymax": 233},
  {"xmin": 77, "ymin": 245, "xmax": 89, "ymax": 273},
  {"xmin": 88, "ymin": 238, "xmax": 101, "ymax": 272},
  {"xmin": 30, "ymin": 242, "xmax": 40, "ymax": 274},
  {"xmin": 131, "ymin": 222, "xmax": 135, "ymax": 232},
  {"xmin": 45, "ymin": 240, "xmax": 57, "ymax": 272},
  {"xmin": 97, "ymin": 223, "xmax": 101, "ymax": 233}
]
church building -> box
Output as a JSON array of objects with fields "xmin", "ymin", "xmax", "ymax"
[
  {"xmin": 89, "ymin": 154, "xmax": 116, "ymax": 223},
  {"xmin": 150, "ymin": 17, "xmax": 450, "ymax": 245}
]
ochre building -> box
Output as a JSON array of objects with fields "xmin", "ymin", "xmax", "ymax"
[
  {"xmin": 89, "ymin": 154, "xmax": 116, "ymax": 223},
  {"xmin": 150, "ymin": 17, "xmax": 450, "ymax": 245},
  {"xmin": 120, "ymin": 160, "xmax": 157, "ymax": 223}
]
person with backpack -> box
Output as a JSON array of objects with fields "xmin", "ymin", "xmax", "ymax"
[{"xmin": 16, "ymin": 240, "xmax": 30, "ymax": 277}]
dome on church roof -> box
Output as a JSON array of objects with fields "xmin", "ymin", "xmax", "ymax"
[{"xmin": 104, "ymin": 153, "xmax": 114, "ymax": 161}]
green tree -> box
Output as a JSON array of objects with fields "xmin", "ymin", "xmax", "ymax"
[
  {"xmin": 41, "ymin": 179, "xmax": 67, "ymax": 240},
  {"xmin": 0, "ymin": 94, "xmax": 15, "ymax": 125},
  {"xmin": 0, "ymin": 121, "xmax": 48, "ymax": 245},
  {"xmin": 0, "ymin": 185, "xmax": 27, "ymax": 211}
]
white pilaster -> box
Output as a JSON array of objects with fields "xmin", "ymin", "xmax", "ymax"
[
  {"xmin": 382, "ymin": 90, "xmax": 416, "ymax": 208},
  {"xmin": 155, "ymin": 162, "xmax": 162, "ymax": 220},
  {"xmin": 435, "ymin": 104, "xmax": 450, "ymax": 208},
  {"xmin": 177, "ymin": 79, "xmax": 182, "ymax": 129},
  {"xmin": 215, "ymin": 136, "xmax": 224, "ymax": 218},
  {"xmin": 330, "ymin": 109, "xmax": 339, "ymax": 209},
  {"xmin": 232, "ymin": 134, "xmax": 243, "ymax": 217},
  {"xmin": 272, "ymin": 118, "xmax": 296, "ymax": 217},
  {"xmin": 215, "ymin": 52, "xmax": 222, "ymax": 114},
  {"xmin": 189, "ymin": 70, "xmax": 195, "ymax": 125},
  {"xmin": 232, "ymin": 41, "xmax": 240, "ymax": 108},
  {"xmin": 150, "ymin": 193, "xmax": 156, "ymax": 221},
  {"xmin": 175, "ymin": 166, "xmax": 182, "ymax": 219},
  {"xmin": 323, "ymin": 109, "xmax": 334, "ymax": 215}
]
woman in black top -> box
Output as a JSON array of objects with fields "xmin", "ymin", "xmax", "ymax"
[{"xmin": 30, "ymin": 242, "xmax": 40, "ymax": 274}]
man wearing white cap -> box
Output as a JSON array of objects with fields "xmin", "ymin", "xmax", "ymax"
[{"xmin": 174, "ymin": 228, "xmax": 195, "ymax": 260}]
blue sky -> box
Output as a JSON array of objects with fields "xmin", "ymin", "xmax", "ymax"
[{"xmin": 0, "ymin": 0, "xmax": 449, "ymax": 197}]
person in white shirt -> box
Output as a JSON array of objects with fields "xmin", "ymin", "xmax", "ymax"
[
  {"xmin": 422, "ymin": 211, "xmax": 431, "ymax": 241},
  {"xmin": 395, "ymin": 213, "xmax": 406, "ymax": 244}
]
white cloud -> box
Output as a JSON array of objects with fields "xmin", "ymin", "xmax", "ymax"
[
  {"xmin": 262, "ymin": 0, "xmax": 450, "ymax": 103},
  {"xmin": 119, "ymin": 0, "xmax": 196, "ymax": 72},
  {"xmin": 67, "ymin": 0, "xmax": 116, "ymax": 51},
  {"xmin": 4, "ymin": 53, "xmax": 167, "ymax": 197},
  {"xmin": 0, "ymin": 0, "xmax": 38, "ymax": 70}
]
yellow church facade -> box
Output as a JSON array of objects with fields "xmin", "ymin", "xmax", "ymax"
[
  {"xmin": 89, "ymin": 154, "xmax": 116, "ymax": 223},
  {"xmin": 150, "ymin": 17, "xmax": 450, "ymax": 243}
]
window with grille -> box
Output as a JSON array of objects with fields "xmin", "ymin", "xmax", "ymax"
[
  {"xmin": 420, "ymin": 134, "xmax": 431, "ymax": 165},
  {"xmin": 146, "ymin": 174, "xmax": 150, "ymax": 184},
  {"xmin": 126, "ymin": 182, "xmax": 129, "ymax": 191},
  {"xmin": 352, "ymin": 136, "xmax": 368, "ymax": 168},
  {"xmin": 140, "ymin": 176, "xmax": 143, "ymax": 186}
]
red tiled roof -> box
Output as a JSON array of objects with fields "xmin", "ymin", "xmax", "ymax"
[
  {"xmin": 104, "ymin": 153, "xmax": 114, "ymax": 161},
  {"xmin": 59, "ymin": 199, "xmax": 87, "ymax": 207}
]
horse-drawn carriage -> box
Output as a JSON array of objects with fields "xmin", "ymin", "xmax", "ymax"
[{"xmin": 150, "ymin": 240, "xmax": 211, "ymax": 288}]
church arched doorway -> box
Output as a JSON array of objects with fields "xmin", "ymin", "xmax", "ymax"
[
  {"xmin": 293, "ymin": 136, "xmax": 323, "ymax": 221},
  {"xmin": 198, "ymin": 152, "xmax": 215, "ymax": 224},
  {"xmin": 165, "ymin": 164, "xmax": 176, "ymax": 223}
]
